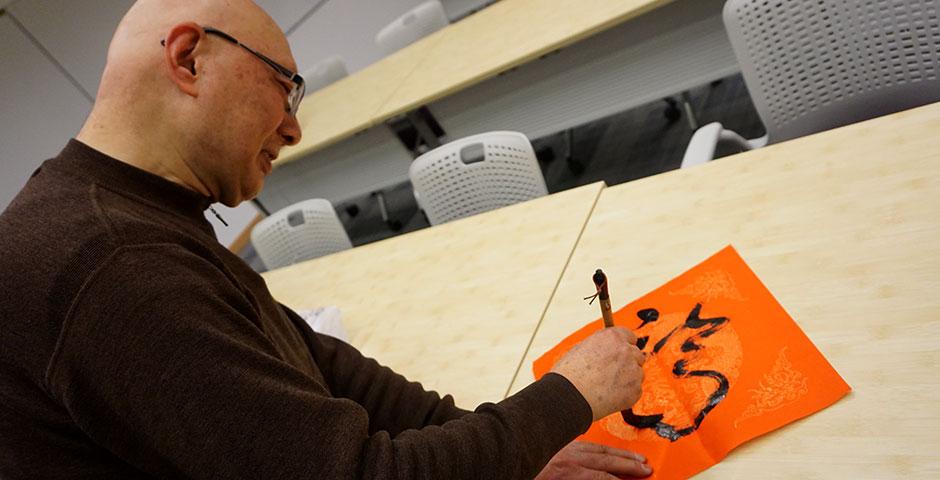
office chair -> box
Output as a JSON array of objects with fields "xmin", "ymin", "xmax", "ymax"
[
  {"xmin": 302, "ymin": 55, "xmax": 348, "ymax": 94},
  {"xmin": 375, "ymin": 0, "xmax": 449, "ymax": 55},
  {"xmin": 250, "ymin": 199, "xmax": 352, "ymax": 270},
  {"xmin": 409, "ymin": 131, "xmax": 549, "ymax": 225},
  {"xmin": 681, "ymin": 0, "xmax": 940, "ymax": 168}
]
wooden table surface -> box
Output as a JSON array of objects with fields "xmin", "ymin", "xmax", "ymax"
[
  {"xmin": 262, "ymin": 182, "xmax": 605, "ymax": 408},
  {"xmin": 377, "ymin": 0, "xmax": 673, "ymax": 119},
  {"xmin": 276, "ymin": 27, "xmax": 447, "ymax": 163},
  {"xmin": 277, "ymin": 0, "xmax": 673, "ymax": 165},
  {"xmin": 509, "ymin": 103, "xmax": 940, "ymax": 478}
]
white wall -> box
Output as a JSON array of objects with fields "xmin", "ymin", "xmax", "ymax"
[
  {"xmin": 7, "ymin": 0, "xmax": 132, "ymax": 98},
  {"xmin": 286, "ymin": 0, "xmax": 493, "ymax": 75},
  {"xmin": 288, "ymin": 0, "xmax": 429, "ymax": 74},
  {"xmin": 440, "ymin": 0, "xmax": 496, "ymax": 20},
  {"xmin": 0, "ymin": 11, "xmax": 91, "ymax": 211},
  {"xmin": 254, "ymin": 0, "xmax": 319, "ymax": 33},
  {"xmin": 0, "ymin": 0, "xmax": 491, "ymax": 244}
]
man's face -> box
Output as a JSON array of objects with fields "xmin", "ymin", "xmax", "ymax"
[{"xmin": 202, "ymin": 29, "xmax": 302, "ymax": 206}]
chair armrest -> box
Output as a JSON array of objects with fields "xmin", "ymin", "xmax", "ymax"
[
  {"xmin": 413, "ymin": 189, "xmax": 424, "ymax": 212},
  {"xmin": 680, "ymin": 122, "xmax": 760, "ymax": 169}
]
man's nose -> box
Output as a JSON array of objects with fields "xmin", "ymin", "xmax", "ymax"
[{"xmin": 279, "ymin": 111, "xmax": 302, "ymax": 146}]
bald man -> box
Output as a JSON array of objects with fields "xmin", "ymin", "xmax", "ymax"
[{"xmin": 0, "ymin": 1, "xmax": 649, "ymax": 478}]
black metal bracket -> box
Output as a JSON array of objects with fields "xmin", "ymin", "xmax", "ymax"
[
  {"xmin": 386, "ymin": 106, "xmax": 446, "ymax": 157},
  {"xmin": 251, "ymin": 198, "xmax": 270, "ymax": 216}
]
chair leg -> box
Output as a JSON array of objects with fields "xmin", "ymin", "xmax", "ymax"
[
  {"xmin": 372, "ymin": 191, "xmax": 403, "ymax": 231},
  {"xmin": 565, "ymin": 128, "xmax": 585, "ymax": 174},
  {"xmin": 680, "ymin": 91, "xmax": 699, "ymax": 131}
]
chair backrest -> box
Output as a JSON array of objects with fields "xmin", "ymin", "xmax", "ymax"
[
  {"xmin": 375, "ymin": 0, "xmax": 449, "ymax": 55},
  {"xmin": 302, "ymin": 56, "xmax": 348, "ymax": 94},
  {"xmin": 250, "ymin": 199, "xmax": 352, "ymax": 270},
  {"xmin": 724, "ymin": 0, "xmax": 940, "ymax": 143},
  {"xmin": 409, "ymin": 131, "xmax": 548, "ymax": 225}
]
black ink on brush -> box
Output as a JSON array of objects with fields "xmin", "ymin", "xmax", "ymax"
[
  {"xmin": 590, "ymin": 269, "xmax": 615, "ymax": 328},
  {"xmin": 592, "ymin": 270, "xmax": 607, "ymax": 296},
  {"xmin": 583, "ymin": 270, "xmax": 609, "ymax": 305},
  {"xmin": 622, "ymin": 303, "xmax": 731, "ymax": 442}
]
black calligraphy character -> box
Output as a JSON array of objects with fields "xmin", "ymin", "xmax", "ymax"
[{"xmin": 621, "ymin": 304, "xmax": 730, "ymax": 442}]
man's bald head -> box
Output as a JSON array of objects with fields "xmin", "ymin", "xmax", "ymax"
[
  {"xmin": 78, "ymin": 0, "xmax": 302, "ymax": 207},
  {"xmin": 111, "ymin": 2, "xmax": 286, "ymax": 73}
]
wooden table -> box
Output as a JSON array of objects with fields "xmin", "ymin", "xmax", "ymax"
[
  {"xmin": 377, "ymin": 0, "xmax": 674, "ymax": 119},
  {"xmin": 262, "ymin": 182, "xmax": 604, "ymax": 408},
  {"xmin": 510, "ymin": 103, "xmax": 940, "ymax": 477},
  {"xmin": 276, "ymin": 0, "xmax": 674, "ymax": 165},
  {"xmin": 277, "ymin": 27, "xmax": 447, "ymax": 159},
  {"xmin": 415, "ymin": 0, "xmax": 733, "ymax": 148}
]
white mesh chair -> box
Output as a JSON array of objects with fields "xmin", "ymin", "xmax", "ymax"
[
  {"xmin": 375, "ymin": 0, "xmax": 449, "ymax": 55},
  {"xmin": 409, "ymin": 131, "xmax": 548, "ymax": 225},
  {"xmin": 302, "ymin": 56, "xmax": 348, "ymax": 94},
  {"xmin": 250, "ymin": 199, "xmax": 352, "ymax": 270},
  {"xmin": 682, "ymin": 0, "xmax": 940, "ymax": 168}
]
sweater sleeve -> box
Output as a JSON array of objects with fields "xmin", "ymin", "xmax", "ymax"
[
  {"xmin": 46, "ymin": 245, "xmax": 593, "ymax": 479},
  {"xmin": 280, "ymin": 305, "xmax": 472, "ymax": 436}
]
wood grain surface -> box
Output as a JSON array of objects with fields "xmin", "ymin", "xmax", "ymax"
[
  {"xmin": 276, "ymin": 27, "xmax": 446, "ymax": 164},
  {"xmin": 277, "ymin": 0, "xmax": 674, "ymax": 162},
  {"xmin": 262, "ymin": 182, "xmax": 605, "ymax": 408},
  {"xmin": 510, "ymin": 103, "xmax": 940, "ymax": 478},
  {"xmin": 379, "ymin": 0, "xmax": 674, "ymax": 118}
]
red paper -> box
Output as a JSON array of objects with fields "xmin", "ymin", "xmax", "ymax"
[{"xmin": 533, "ymin": 246, "xmax": 850, "ymax": 479}]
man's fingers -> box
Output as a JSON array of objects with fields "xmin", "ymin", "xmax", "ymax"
[
  {"xmin": 573, "ymin": 451, "xmax": 653, "ymax": 477},
  {"xmin": 585, "ymin": 472, "xmax": 621, "ymax": 480},
  {"xmin": 611, "ymin": 326, "xmax": 637, "ymax": 344},
  {"xmin": 548, "ymin": 442, "xmax": 652, "ymax": 479},
  {"xmin": 566, "ymin": 440, "xmax": 603, "ymax": 454},
  {"xmin": 568, "ymin": 441, "xmax": 646, "ymax": 463},
  {"xmin": 633, "ymin": 347, "xmax": 647, "ymax": 365},
  {"xmin": 578, "ymin": 441, "xmax": 648, "ymax": 463}
]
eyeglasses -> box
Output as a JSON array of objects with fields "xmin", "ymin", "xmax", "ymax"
[{"xmin": 161, "ymin": 26, "xmax": 305, "ymax": 116}]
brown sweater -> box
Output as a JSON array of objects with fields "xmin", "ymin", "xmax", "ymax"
[{"xmin": 0, "ymin": 140, "xmax": 591, "ymax": 479}]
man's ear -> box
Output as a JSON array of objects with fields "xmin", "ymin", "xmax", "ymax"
[{"xmin": 162, "ymin": 22, "xmax": 203, "ymax": 97}]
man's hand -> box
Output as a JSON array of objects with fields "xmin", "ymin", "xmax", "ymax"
[
  {"xmin": 535, "ymin": 441, "xmax": 652, "ymax": 479},
  {"xmin": 550, "ymin": 327, "xmax": 645, "ymax": 421}
]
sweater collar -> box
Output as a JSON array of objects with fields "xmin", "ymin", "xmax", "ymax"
[{"xmin": 49, "ymin": 139, "xmax": 215, "ymax": 224}]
